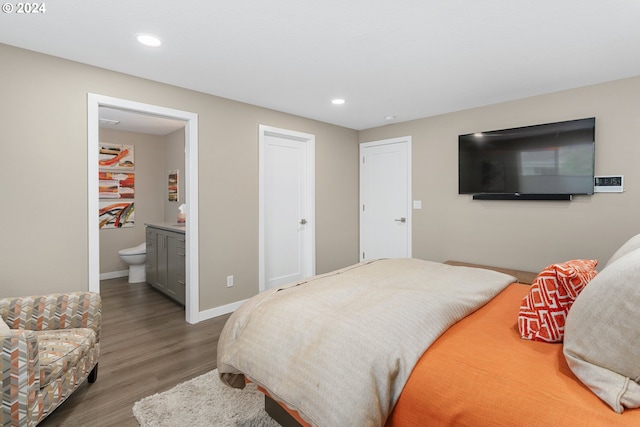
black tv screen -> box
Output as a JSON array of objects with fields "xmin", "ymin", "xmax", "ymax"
[{"xmin": 458, "ymin": 118, "xmax": 595, "ymax": 198}]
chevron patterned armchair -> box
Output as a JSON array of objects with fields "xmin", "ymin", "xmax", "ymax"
[{"xmin": 0, "ymin": 292, "xmax": 101, "ymax": 427}]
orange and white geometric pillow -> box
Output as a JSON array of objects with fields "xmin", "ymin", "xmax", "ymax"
[{"xmin": 518, "ymin": 259, "xmax": 598, "ymax": 343}]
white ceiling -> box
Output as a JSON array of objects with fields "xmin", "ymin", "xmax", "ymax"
[
  {"xmin": 2, "ymin": 0, "xmax": 639, "ymax": 130},
  {"xmin": 99, "ymin": 107, "xmax": 185, "ymax": 135}
]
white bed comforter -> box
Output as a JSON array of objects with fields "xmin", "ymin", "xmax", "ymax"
[{"xmin": 217, "ymin": 258, "xmax": 515, "ymax": 427}]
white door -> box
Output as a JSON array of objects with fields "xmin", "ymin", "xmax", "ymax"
[
  {"xmin": 360, "ymin": 137, "xmax": 412, "ymax": 261},
  {"xmin": 259, "ymin": 125, "xmax": 315, "ymax": 291}
]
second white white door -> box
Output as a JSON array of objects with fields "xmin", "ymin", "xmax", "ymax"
[
  {"xmin": 360, "ymin": 137, "xmax": 412, "ymax": 261},
  {"xmin": 260, "ymin": 125, "xmax": 315, "ymax": 291}
]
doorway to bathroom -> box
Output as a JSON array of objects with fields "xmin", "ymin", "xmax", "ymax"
[{"xmin": 87, "ymin": 94, "xmax": 200, "ymax": 323}]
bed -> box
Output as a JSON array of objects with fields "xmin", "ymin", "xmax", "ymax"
[{"xmin": 217, "ymin": 235, "xmax": 640, "ymax": 427}]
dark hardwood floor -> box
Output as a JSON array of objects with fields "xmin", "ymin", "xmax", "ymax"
[{"xmin": 39, "ymin": 277, "xmax": 231, "ymax": 427}]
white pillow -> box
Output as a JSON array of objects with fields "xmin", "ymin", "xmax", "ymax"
[
  {"xmin": 605, "ymin": 233, "xmax": 640, "ymax": 267},
  {"xmin": 564, "ymin": 247, "xmax": 640, "ymax": 413}
]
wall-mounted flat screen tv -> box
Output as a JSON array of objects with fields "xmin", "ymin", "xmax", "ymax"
[{"xmin": 458, "ymin": 117, "xmax": 595, "ymax": 200}]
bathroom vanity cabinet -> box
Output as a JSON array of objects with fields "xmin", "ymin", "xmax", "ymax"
[{"xmin": 145, "ymin": 224, "xmax": 185, "ymax": 305}]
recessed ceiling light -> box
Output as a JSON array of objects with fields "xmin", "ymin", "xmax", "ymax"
[
  {"xmin": 136, "ymin": 34, "xmax": 162, "ymax": 47},
  {"xmin": 331, "ymin": 98, "xmax": 345, "ymax": 105},
  {"xmin": 385, "ymin": 115, "xmax": 396, "ymax": 121}
]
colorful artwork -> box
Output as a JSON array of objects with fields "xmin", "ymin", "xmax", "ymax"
[
  {"xmin": 99, "ymin": 142, "xmax": 135, "ymax": 170},
  {"xmin": 168, "ymin": 170, "xmax": 179, "ymax": 202},
  {"xmin": 99, "ymin": 172, "xmax": 134, "ymax": 199},
  {"xmin": 99, "ymin": 202, "xmax": 135, "ymax": 229}
]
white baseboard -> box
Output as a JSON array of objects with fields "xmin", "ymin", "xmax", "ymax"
[
  {"xmin": 100, "ymin": 270, "xmax": 129, "ymax": 280},
  {"xmin": 197, "ymin": 298, "xmax": 248, "ymax": 322}
]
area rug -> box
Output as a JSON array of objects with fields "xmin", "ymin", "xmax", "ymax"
[{"xmin": 132, "ymin": 369, "xmax": 280, "ymax": 426}]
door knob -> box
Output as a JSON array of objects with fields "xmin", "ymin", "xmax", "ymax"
[
  {"xmin": 300, "ymin": 219, "xmax": 307, "ymax": 225},
  {"xmin": 394, "ymin": 217, "xmax": 406, "ymax": 223}
]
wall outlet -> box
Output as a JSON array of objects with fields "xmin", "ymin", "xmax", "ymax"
[{"xmin": 226, "ymin": 275, "xmax": 234, "ymax": 287}]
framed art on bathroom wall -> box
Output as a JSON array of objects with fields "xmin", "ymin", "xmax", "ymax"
[
  {"xmin": 99, "ymin": 201, "xmax": 135, "ymax": 229},
  {"xmin": 168, "ymin": 169, "xmax": 179, "ymax": 202},
  {"xmin": 99, "ymin": 142, "xmax": 135, "ymax": 170},
  {"xmin": 99, "ymin": 171, "xmax": 135, "ymax": 199}
]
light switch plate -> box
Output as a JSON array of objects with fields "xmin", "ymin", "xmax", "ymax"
[{"xmin": 594, "ymin": 175, "xmax": 624, "ymax": 193}]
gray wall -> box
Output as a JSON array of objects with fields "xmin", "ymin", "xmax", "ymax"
[
  {"xmin": 2, "ymin": 41, "xmax": 638, "ymax": 310},
  {"xmin": 0, "ymin": 44, "xmax": 360, "ymax": 309},
  {"xmin": 360, "ymin": 76, "xmax": 640, "ymax": 272}
]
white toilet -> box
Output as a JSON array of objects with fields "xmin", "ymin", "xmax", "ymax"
[{"xmin": 118, "ymin": 243, "xmax": 147, "ymax": 283}]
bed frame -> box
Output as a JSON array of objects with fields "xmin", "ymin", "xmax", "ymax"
[
  {"xmin": 265, "ymin": 395, "xmax": 302, "ymax": 427},
  {"xmin": 442, "ymin": 260, "xmax": 537, "ymax": 284}
]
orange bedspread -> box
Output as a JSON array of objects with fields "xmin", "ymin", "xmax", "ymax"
[{"xmin": 387, "ymin": 283, "xmax": 640, "ymax": 427}]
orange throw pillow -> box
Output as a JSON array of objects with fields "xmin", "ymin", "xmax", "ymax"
[{"xmin": 518, "ymin": 259, "xmax": 598, "ymax": 343}]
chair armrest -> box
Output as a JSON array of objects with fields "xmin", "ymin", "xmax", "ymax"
[
  {"xmin": 0, "ymin": 292, "xmax": 102, "ymax": 342},
  {"xmin": 1, "ymin": 329, "xmax": 41, "ymax": 424}
]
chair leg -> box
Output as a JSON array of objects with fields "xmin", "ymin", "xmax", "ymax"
[{"xmin": 88, "ymin": 364, "xmax": 98, "ymax": 383}]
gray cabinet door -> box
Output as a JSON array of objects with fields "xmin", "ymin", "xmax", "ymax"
[
  {"xmin": 145, "ymin": 228, "xmax": 157, "ymax": 287},
  {"xmin": 155, "ymin": 231, "xmax": 169, "ymax": 291},
  {"xmin": 146, "ymin": 226, "xmax": 185, "ymax": 305},
  {"xmin": 167, "ymin": 234, "xmax": 186, "ymax": 305}
]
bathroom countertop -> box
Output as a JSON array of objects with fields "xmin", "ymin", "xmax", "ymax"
[{"xmin": 145, "ymin": 222, "xmax": 186, "ymax": 234}]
